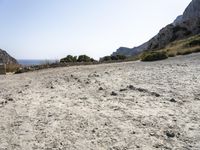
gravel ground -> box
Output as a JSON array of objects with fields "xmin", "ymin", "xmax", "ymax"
[{"xmin": 0, "ymin": 53, "xmax": 200, "ymax": 150}]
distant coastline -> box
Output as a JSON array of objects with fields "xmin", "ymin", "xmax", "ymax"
[{"xmin": 17, "ymin": 59, "xmax": 58, "ymax": 66}]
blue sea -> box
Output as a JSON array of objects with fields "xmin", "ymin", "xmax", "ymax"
[{"xmin": 18, "ymin": 59, "xmax": 58, "ymax": 66}]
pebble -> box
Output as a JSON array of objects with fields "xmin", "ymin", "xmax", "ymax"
[
  {"xmin": 165, "ymin": 131, "xmax": 175, "ymax": 138},
  {"xmin": 99, "ymin": 87, "xmax": 104, "ymax": 90},
  {"xmin": 170, "ymin": 98, "xmax": 176, "ymax": 102},
  {"xmin": 111, "ymin": 91, "xmax": 118, "ymax": 96}
]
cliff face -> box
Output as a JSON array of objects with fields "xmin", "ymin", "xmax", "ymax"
[
  {"xmin": 0, "ymin": 49, "xmax": 18, "ymax": 64},
  {"xmin": 112, "ymin": 0, "xmax": 200, "ymax": 56}
]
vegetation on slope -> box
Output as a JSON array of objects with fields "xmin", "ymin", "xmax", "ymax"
[
  {"xmin": 162, "ymin": 34, "xmax": 200, "ymax": 56},
  {"xmin": 140, "ymin": 34, "xmax": 200, "ymax": 61},
  {"xmin": 140, "ymin": 51, "xmax": 168, "ymax": 61}
]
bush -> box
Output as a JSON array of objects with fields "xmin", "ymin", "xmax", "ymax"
[
  {"xmin": 100, "ymin": 56, "xmax": 112, "ymax": 61},
  {"xmin": 116, "ymin": 55, "xmax": 127, "ymax": 60},
  {"xmin": 6, "ymin": 64, "xmax": 21, "ymax": 73},
  {"xmin": 110, "ymin": 55, "xmax": 118, "ymax": 61},
  {"xmin": 189, "ymin": 39, "xmax": 200, "ymax": 47},
  {"xmin": 187, "ymin": 39, "xmax": 200, "ymax": 47},
  {"xmin": 100, "ymin": 55, "xmax": 127, "ymax": 62},
  {"xmin": 77, "ymin": 55, "xmax": 92, "ymax": 62},
  {"xmin": 60, "ymin": 55, "xmax": 77, "ymax": 63},
  {"xmin": 60, "ymin": 54, "xmax": 95, "ymax": 63},
  {"xmin": 141, "ymin": 51, "xmax": 168, "ymax": 61}
]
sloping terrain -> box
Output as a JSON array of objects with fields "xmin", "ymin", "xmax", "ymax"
[
  {"xmin": 0, "ymin": 54, "xmax": 200, "ymax": 149},
  {"xmin": 162, "ymin": 34, "xmax": 200, "ymax": 56},
  {"xmin": 0, "ymin": 49, "xmax": 18, "ymax": 64},
  {"xmin": 112, "ymin": 0, "xmax": 200, "ymax": 56}
]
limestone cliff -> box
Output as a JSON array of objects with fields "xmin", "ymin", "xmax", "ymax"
[{"xmin": 112, "ymin": 0, "xmax": 200, "ymax": 56}]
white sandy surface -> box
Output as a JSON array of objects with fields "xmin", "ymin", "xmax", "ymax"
[{"xmin": 0, "ymin": 54, "xmax": 200, "ymax": 150}]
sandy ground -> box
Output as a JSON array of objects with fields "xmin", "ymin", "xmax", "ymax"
[{"xmin": 0, "ymin": 54, "xmax": 200, "ymax": 150}]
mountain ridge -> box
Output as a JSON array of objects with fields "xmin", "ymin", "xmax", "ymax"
[
  {"xmin": 0, "ymin": 49, "xmax": 18, "ymax": 64},
  {"xmin": 112, "ymin": 0, "xmax": 200, "ymax": 56}
]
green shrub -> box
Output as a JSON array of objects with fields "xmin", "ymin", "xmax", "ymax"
[
  {"xmin": 6, "ymin": 64, "xmax": 21, "ymax": 73},
  {"xmin": 100, "ymin": 56, "xmax": 112, "ymax": 62},
  {"xmin": 110, "ymin": 55, "xmax": 118, "ymax": 61},
  {"xmin": 100, "ymin": 55, "xmax": 127, "ymax": 62},
  {"xmin": 60, "ymin": 54, "xmax": 95, "ymax": 63},
  {"xmin": 184, "ymin": 39, "xmax": 200, "ymax": 47},
  {"xmin": 187, "ymin": 39, "xmax": 200, "ymax": 47},
  {"xmin": 77, "ymin": 55, "xmax": 92, "ymax": 62},
  {"xmin": 60, "ymin": 55, "xmax": 77, "ymax": 63},
  {"xmin": 141, "ymin": 51, "xmax": 168, "ymax": 61},
  {"xmin": 116, "ymin": 55, "xmax": 127, "ymax": 60}
]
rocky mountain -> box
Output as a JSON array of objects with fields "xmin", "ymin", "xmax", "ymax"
[
  {"xmin": 112, "ymin": 0, "xmax": 200, "ymax": 56},
  {"xmin": 0, "ymin": 49, "xmax": 18, "ymax": 64}
]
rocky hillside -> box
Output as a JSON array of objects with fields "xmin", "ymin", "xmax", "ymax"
[
  {"xmin": 0, "ymin": 49, "xmax": 18, "ymax": 64},
  {"xmin": 112, "ymin": 0, "xmax": 200, "ymax": 56}
]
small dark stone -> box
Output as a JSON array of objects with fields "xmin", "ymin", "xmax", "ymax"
[
  {"xmin": 128, "ymin": 85, "xmax": 136, "ymax": 90},
  {"xmin": 165, "ymin": 131, "xmax": 175, "ymax": 138},
  {"xmin": 7, "ymin": 98, "xmax": 14, "ymax": 101},
  {"xmin": 92, "ymin": 129, "xmax": 96, "ymax": 133},
  {"xmin": 153, "ymin": 144, "xmax": 163, "ymax": 149},
  {"xmin": 94, "ymin": 74, "xmax": 100, "ymax": 77},
  {"xmin": 99, "ymin": 87, "xmax": 104, "ymax": 90},
  {"xmin": 151, "ymin": 92, "xmax": 160, "ymax": 97},
  {"xmin": 85, "ymin": 81, "xmax": 90, "ymax": 84},
  {"xmin": 119, "ymin": 88, "xmax": 127, "ymax": 92},
  {"xmin": 105, "ymin": 72, "xmax": 109, "ymax": 74},
  {"xmin": 132, "ymin": 131, "xmax": 136, "ymax": 134},
  {"xmin": 170, "ymin": 98, "xmax": 176, "ymax": 102},
  {"xmin": 176, "ymin": 132, "xmax": 181, "ymax": 138},
  {"xmin": 111, "ymin": 91, "xmax": 118, "ymax": 96},
  {"xmin": 142, "ymin": 123, "xmax": 146, "ymax": 126},
  {"xmin": 137, "ymin": 88, "xmax": 148, "ymax": 92}
]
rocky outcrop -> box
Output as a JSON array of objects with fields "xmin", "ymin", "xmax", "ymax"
[
  {"xmin": 0, "ymin": 49, "xmax": 18, "ymax": 64},
  {"xmin": 112, "ymin": 0, "xmax": 200, "ymax": 56}
]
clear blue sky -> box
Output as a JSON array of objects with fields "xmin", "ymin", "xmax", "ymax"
[{"xmin": 0, "ymin": 0, "xmax": 191, "ymax": 59}]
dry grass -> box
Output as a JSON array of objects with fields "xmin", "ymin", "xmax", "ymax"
[
  {"xmin": 6, "ymin": 64, "xmax": 21, "ymax": 73},
  {"xmin": 161, "ymin": 34, "xmax": 200, "ymax": 57}
]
